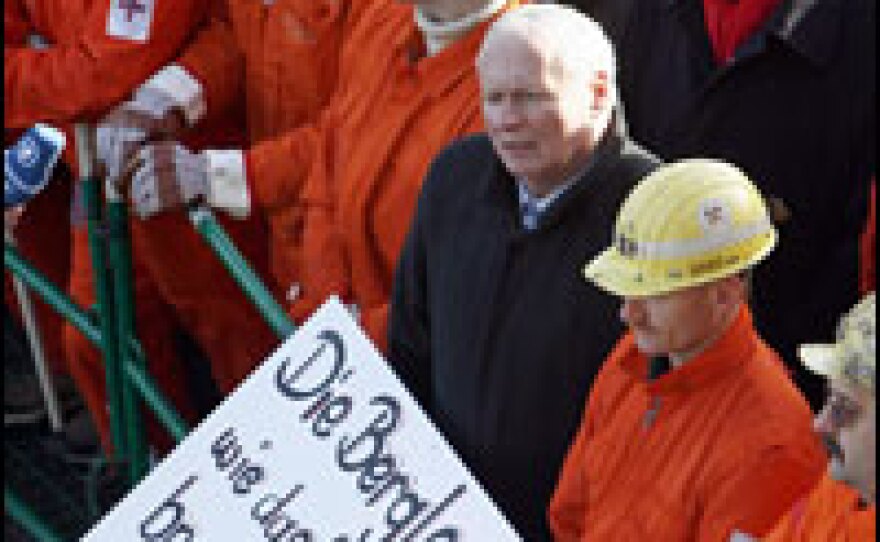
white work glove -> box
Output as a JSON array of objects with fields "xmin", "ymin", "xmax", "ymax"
[
  {"xmin": 97, "ymin": 89, "xmax": 186, "ymax": 187},
  {"xmin": 129, "ymin": 142, "xmax": 208, "ymax": 219},
  {"xmin": 97, "ymin": 65, "xmax": 204, "ymax": 187}
]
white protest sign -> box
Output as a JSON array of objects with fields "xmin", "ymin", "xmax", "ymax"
[{"xmin": 83, "ymin": 297, "xmax": 522, "ymax": 541}]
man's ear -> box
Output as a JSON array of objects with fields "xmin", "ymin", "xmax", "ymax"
[
  {"xmin": 716, "ymin": 275, "xmax": 747, "ymax": 308},
  {"xmin": 590, "ymin": 70, "xmax": 609, "ymax": 112}
]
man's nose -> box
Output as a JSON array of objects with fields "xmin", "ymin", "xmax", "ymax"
[
  {"xmin": 496, "ymin": 100, "xmax": 526, "ymax": 129},
  {"xmin": 814, "ymin": 404, "xmax": 838, "ymax": 435}
]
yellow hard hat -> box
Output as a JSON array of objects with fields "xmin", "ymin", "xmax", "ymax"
[
  {"xmin": 799, "ymin": 293, "xmax": 876, "ymax": 393},
  {"xmin": 584, "ymin": 159, "xmax": 777, "ymax": 297}
]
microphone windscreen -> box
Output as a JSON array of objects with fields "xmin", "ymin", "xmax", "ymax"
[{"xmin": 5, "ymin": 123, "xmax": 66, "ymax": 209}]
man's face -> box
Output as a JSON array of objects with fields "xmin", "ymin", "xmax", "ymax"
[
  {"xmin": 620, "ymin": 282, "xmax": 732, "ymax": 362},
  {"xmin": 479, "ymin": 36, "xmax": 597, "ymax": 194},
  {"xmin": 815, "ymin": 380, "xmax": 876, "ymax": 502}
]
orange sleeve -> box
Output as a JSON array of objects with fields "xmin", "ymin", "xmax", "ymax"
[
  {"xmin": 548, "ymin": 338, "xmax": 635, "ymax": 542},
  {"xmin": 4, "ymin": 0, "xmax": 206, "ymax": 129},
  {"xmin": 698, "ymin": 434, "xmax": 826, "ymax": 541},
  {"xmin": 547, "ymin": 401, "xmax": 593, "ymax": 542},
  {"xmin": 351, "ymin": 109, "xmax": 486, "ymax": 353},
  {"xmin": 175, "ymin": 0, "xmax": 243, "ymax": 123},
  {"xmin": 284, "ymin": 102, "xmax": 349, "ymax": 322},
  {"xmin": 244, "ymin": 122, "xmax": 325, "ymax": 214},
  {"xmin": 547, "ymin": 346, "xmax": 623, "ymax": 542}
]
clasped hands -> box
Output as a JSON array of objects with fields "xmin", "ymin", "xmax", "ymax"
[{"xmin": 96, "ymin": 89, "xmax": 207, "ymax": 219}]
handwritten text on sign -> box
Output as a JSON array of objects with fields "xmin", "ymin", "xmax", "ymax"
[{"xmin": 82, "ymin": 298, "xmax": 521, "ymax": 541}]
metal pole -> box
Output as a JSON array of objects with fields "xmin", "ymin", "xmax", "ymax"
[
  {"xmin": 4, "ymin": 486, "xmax": 66, "ymax": 542},
  {"xmin": 104, "ymin": 177, "xmax": 148, "ymax": 482},
  {"xmin": 123, "ymin": 340, "xmax": 189, "ymax": 443},
  {"xmin": 5, "ymin": 242, "xmax": 103, "ymax": 347},
  {"xmin": 4, "ymin": 229, "xmax": 63, "ymax": 431},
  {"xmin": 75, "ymin": 123, "xmax": 127, "ymax": 460},
  {"xmin": 5, "ymin": 243, "xmax": 190, "ymax": 442},
  {"xmin": 188, "ymin": 206, "xmax": 295, "ymax": 339}
]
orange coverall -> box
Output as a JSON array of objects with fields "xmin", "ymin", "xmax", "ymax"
[
  {"xmin": 238, "ymin": 0, "xmax": 520, "ymax": 351},
  {"xmin": 4, "ymin": 0, "xmax": 220, "ymax": 451},
  {"xmin": 548, "ymin": 307, "xmax": 827, "ymax": 541},
  {"xmin": 763, "ymin": 472, "xmax": 876, "ymax": 541},
  {"xmin": 4, "ymin": 1, "xmax": 71, "ymax": 377},
  {"xmin": 127, "ymin": 0, "xmax": 347, "ymax": 391}
]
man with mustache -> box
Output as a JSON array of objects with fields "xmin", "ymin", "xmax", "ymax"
[
  {"xmin": 549, "ymin": 159, "xmax": 826, "ymax": 540},
  {"xmin": 758, "ymin": 293, "xmax": 875, "ymax": 541}
]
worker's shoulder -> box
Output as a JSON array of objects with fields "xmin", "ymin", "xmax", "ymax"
[{"xmin": 724, "ymin": 348, "xmax": 815, "ymax": 443}]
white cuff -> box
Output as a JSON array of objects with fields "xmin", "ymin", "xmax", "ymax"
[
  {"xmin": 205, "ymin": 149, "xmax": 250, "ymax": 218},
  {"xmin": 139, "ymin": 65, "xmax": 207, "ymax": 126}
]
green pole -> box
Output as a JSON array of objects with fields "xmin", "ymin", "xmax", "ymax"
[
  {"xmin": 123, "ymin": 343, "xmax": 189, "ymax": 443},
  {"xmin": 5, "ymin": 244, "xmax": 189, "ymax": 443},
  {"xmin": 5, "ymin": 486, "xmax": 66, "ymax": 542},
  {"xmin": 4, "ymin": 243, "xmax": 102, "ymax": 346},
  {"xmin": 76, "ymin": 124, "xmax": 128, "ymax": 462},
  {"xmin": 105, "ymin": 184, "xmax": 148, "ymax": 483},
  {"xmin": 188, "ymin": 206, "xmax": 295, "ymax": 339}
]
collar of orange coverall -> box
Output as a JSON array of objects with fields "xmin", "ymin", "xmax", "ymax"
[
  {"xmin": 390, "ymin": 1, "xmax": 520, "ymax": 97},
  {"xmin": 414, "ymin": 0, "xmax": 508, "ymax": 55},
  {"xmin": 620, "ymin": 305, "xmax": 761, "ymax": 398}
]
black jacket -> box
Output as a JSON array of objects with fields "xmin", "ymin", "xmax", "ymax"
[
  {"xmin": 613, "ymin": 0, "xmax": 876, "ymax": 408},
  {"xmin": 388, "ymin": 125, "xmax": 658, "ymax": 541}
]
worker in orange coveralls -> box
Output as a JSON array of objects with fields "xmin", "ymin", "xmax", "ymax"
[
  {"xmin": 4, "ymin": 0, "xmax": 73, "ymax": 388},
  {"xmin": 548, "ymin": 160, "xmax": 827, "ymax": 541},
  {"xmin": 4, "ymin": 0, "xmax": 232, "ymax": 452},
  {"xmin": 126, "ymin": 0, "xmax": 524, "ymax": 353},
  {"xmin": 754, "ymin": 293, "xmax": 875, "ymax": 542},
  {"xmin": 97, "ymin": 0, "xmax": 349, "ymax": 393}
]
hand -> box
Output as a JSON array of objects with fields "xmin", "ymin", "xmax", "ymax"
[
  {"xmin": 128, "ymin": 142, "xmax": 208, "ymax": 219},
  {"xmin": 4, "ymin": 205, "xmax": 25, "ymax": 233},
  {"xmin": 97, "ymin": 87, "xmax": 186, "ymax": 187}
]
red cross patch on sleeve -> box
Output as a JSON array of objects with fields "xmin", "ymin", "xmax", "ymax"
[{"xmin": 106, "ymin": 0, "xmax": 156, "ymax": 42}]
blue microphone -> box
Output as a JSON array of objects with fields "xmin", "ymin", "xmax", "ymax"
[{"xmin": 5, "ymin": 124, "xmax": 66, "ymax": 208}]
